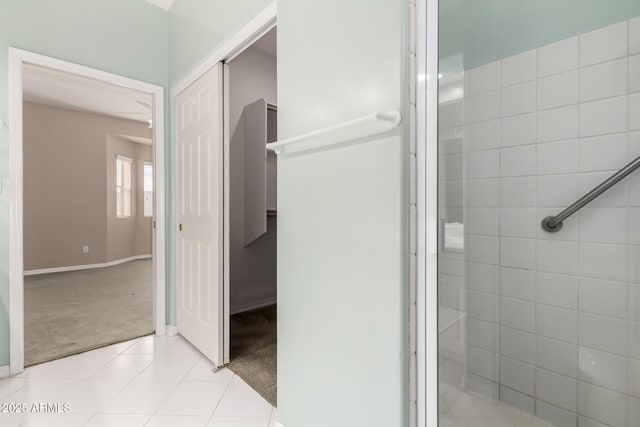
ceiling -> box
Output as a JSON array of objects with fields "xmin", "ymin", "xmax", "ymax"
[
  {"xmin": 145, "ymin": 0, "xmax": 175, "ymax": 11},
  {"xmin": 23, "ymin": 63, "xmax": 154, "ymax": 124}
]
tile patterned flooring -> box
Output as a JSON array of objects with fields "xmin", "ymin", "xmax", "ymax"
[{"xmin": 0, "ymin": 335, "xmax": 277, "ymax": 426}]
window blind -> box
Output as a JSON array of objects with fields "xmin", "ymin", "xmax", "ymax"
[
  {"xmin": 144, "ymin": 162, "xmax": 153, "ymax": 217},
  {"xmin": 116, "ymin": 155, "xmax": 132, "ymax": 218}
]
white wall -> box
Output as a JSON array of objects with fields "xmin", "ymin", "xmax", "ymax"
[
  {"xmin": 439, "ymin": 18, "xmax": 640, "ymax": 427},
  {"xmin": 228, "ymin": 46, "xmax": 278, "ymax": 312}
]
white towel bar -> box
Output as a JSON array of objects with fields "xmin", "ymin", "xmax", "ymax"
[{"xmin": 265, "ymin": 110, "xmax": 402, "ymax": 156}]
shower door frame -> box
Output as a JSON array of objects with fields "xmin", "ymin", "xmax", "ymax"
[{"xmin": 415, "ymin": 0, "xmax": 439, "ymax": 426}]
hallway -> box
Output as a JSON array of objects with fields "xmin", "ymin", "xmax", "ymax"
[{"xmin": 0, "ymin": 335, "xmax": 277, "ymax": 426}]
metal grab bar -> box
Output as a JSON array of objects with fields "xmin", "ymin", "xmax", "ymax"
[{"xmin": 542, "ymin": 155, "xmax": 640, "ymax": 232}]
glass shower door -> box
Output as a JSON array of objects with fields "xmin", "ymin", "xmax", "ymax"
[{"xmin": 437, "ymin": 2, "xmax": 640, "ymax": 426}]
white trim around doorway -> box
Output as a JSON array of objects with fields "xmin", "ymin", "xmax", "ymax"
[{"xmin": 8, "ymin": 47, "xmax": 167, "ymax": 376}]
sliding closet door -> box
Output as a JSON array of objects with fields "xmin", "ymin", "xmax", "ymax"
[{"xmin": 176, "ymin": 64, "xmax": 224, "ymax": 367}]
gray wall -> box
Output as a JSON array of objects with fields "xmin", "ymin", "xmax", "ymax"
[
  {"xmin": 23, "ymin": 102, "xmax": 151, "ymax": 271},
  {"xmin": 228, "ymin": 46, "xmax": 277, "ymax": 312}
]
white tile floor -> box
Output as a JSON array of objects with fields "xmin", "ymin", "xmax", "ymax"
[{"xmin": 0, "ymin": 335, "xmax": 277, "ymax": 427}]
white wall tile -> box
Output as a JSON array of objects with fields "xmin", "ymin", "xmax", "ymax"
[
  {"xmin": 500, "ymin": 238, "xmax": 535, "ymax": 269},
  {"xmin": 579, "ymin": 58, "xmax": 628, "ymax": 102},
  {"xmin": 501, "ymin": 113, "xmax": 536, "ymax": 147},
  {"xmin": 500, "ymin": 267, "xmax": 535, "ymax": 301},
  {"xmin": 579, "ymin": 277, "xmax": 627, "ymax": 318},
  {"xmin": 579, "ymin": 96, "xmax": 628, "ymax": 137},
  {"xmin": 467, "ymin": 207, "xmax": 498, "ymax": 236},
  {"xmin": 468, "ymin": 61, "xmax": 500, "ymax": 96},
  {"xmin": 537, "ymin": 139, "xmax": 579, "ymax": 175},
  {"xmin": 536, "ymin": 400, "xmax": 577, "ymax": 427},
  {"xmin": 537, "ymin": 368, "xmax": 577, "ymax": 411},
  {"xmin": 467, "ymin": 318, "xmax": 498, "ymax": 352},
  {"xmin": 467, "ymin": 235, "xmax": 499, "ymax": 264},
  {"xmin": 578, "ymin": 415, "xmax": 613, "ymax": 427},
  {"xmin": 467, "ymin": 179, "xmax": 497, "ymax": 207},
  {"xmin": 579, "ymin": 133, "xmax": 628, "ymax": 172},
  {"xmin": 578, "ymin": 243, "xmax": 627, "ymax": 282},
  {"xmin": 632, "ymin": 16, "xmax": 640, "ymax": 55},
  {"xmin": 537, "ymin": 174, "xmax": 580, "ymax": 207},
  {"xmin": 501, "ymin": 82, "xmax": 536, "ymax": 117},
  {"xmin": 467, "ymin": 290, "xmax": 499, "ymax": 323},
  {"xmin": 538, "ymin": 37, "xmax": 578, "ymax": 78},
  {"xmin": 468, "ymin": 120, "xmax": 499, "ymax": 151},
  {"xmin": 537, "ymin": 304, "xmax": 577, "ymax": 343},
  {"xmin": 628, "ymin": 358, "xmax": 640, "ymax": 398},
  {"xmin": 499, "ymin": 177, "xmax": 536, "ymax": 207},
  {"xmin": 500, "ymin": 208, "xmax": 536, "ymax": 238},
  {"xmin": 468, "ymin": 150, "xmax": 498, "ymax": 179},
  {"xmin": 502, "ymin": 50, "xmax": 537, "ymax": 87},
  {"xmin": 500, "ymin": 386, "xmax": 535, "ymax": 414},
  {"xmin": 578, "ymin": 207, "xmax": 628, "ymax": 244},
  {"xmin": 579, "ymin": 21, "xmax": 628, "ymax": 67},
  {"xmin": 630, "ymin": 54, "xmax": 640, "ymax": 93},
  {"xmin": 499, "ymin": 356, "xmax": 535, "ymax": 395},
  {"xmin": 439, "ymin": 256, "xmax": 464, "ymax": 276},
  {"xmin": 468, "ymin": 90, "xmax": 500, "ymax": 124},
  {"xmin": 632, "ymin": 246, "xmax": 640, "ymax": 284},
  {"xmin": 537, "ymin": 272, "xmax": 578, "ymax": 309},
  {"xmin": 630, "ymin": 283, "xmax": 640, "ymax": 321},
  {"xmin": 579, "ymin": 312, "xmax": 627, "ymax": 355},
  {"xmin": 633, "ymin": 176, "xmax": 640, "ymax": 205},
  {"xmin": 580, "ymin": 172, "xmax": 628, "ymax": 207},
  {"xmin": 500, "ymin": 327, "xmax": 535, "ymax": 364},
  {"xmin": 466, "ymin": 262, "xmax": 498, "ymax": 294},
  {"xmin": 466, "ymin": 345, "xmax": 499, "ymax": 382},
  {"xmin": 538, "ymin": 70, "xmax": 578, "ymax": 111},
  {"xmin": 578, "ymin": 346, "xmax": 627, "ymax": 393},
  {"xmin": 537, "ymin": 336, "xmax": 577, "ymax": 377},
  {"xmin": 537, "ymin": 105, "xmax": 579, "ymax": 142},
  {"xmin": 630, "ymin": 398, "xmax": 640, "ymax": 427},
  {"xmin": 578, "ymin": 382, "xmax": 627, "ymax": 427},
  {"xmin": 537, "ymin": 240, "xmax": 578, "ymax": 275},
  {"xmin": 631, "ymin": 93, "xmax": 640, "ymax": 131},
  {"xmin": 630, "ymin": 320, "xmax": 640, "ymax": 359},
  {"xmin": 500, "ymin": 297, "xmax": 535, "ymax": 332},
  {"xmin": 499, "ymin": 145, "xmax": 536, "ymax": 177},
  {"xmin": 631, "ymin": 131, "xmax": 640, "ymax": 159}
]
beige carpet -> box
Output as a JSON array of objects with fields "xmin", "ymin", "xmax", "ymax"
[
  {"xmin": 227, "ymin": 305, "xmax": 277, "ymax": 406},
  {"xmin": 24, "ymin": 259, "xmax": 153, "ymax": 366}
]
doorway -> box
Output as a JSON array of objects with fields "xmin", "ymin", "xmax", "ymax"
[
  {"xmin": 8, "ymin": 49, "xmax": 166, "ymax": 374},
  {"xmin": 174, "ymin": 23, "xmax": 278, "ymax": 407}
]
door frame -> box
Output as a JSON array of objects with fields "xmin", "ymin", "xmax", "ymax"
[
  {"xmin": 171, "ymin": 1, "xmax": 277, "ymax": 365},
  {"xmin": 8, "ymin": 47, "xmax": 166, "ymax": 375},
  {"xmin": 415, "ymin": 0, "xmax": 439, "ymax": 426}
]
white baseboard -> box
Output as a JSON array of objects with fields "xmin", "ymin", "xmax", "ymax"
[
  {"xmin": 24, "ymin": 255, "xmax": 152, "ymax": 276},
  {"xmin": 230, "ymin": 297, "xmax": 277, "ymax": 315},
  {"xmin": 165, "ymin": 326, "xmax": 178, "ymax": 337},
  {"xmin": 0, "ymin": 365, "xmax": 11, "ymax": 379}
]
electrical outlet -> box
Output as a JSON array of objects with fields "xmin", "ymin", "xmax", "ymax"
[{"xmin": 82, "ymin": 245, "xmax": 89, "ymax": 254}]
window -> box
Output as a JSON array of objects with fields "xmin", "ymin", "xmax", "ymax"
[
  {"xmin": 144, "ymin": 162, "xmax": 153, "ymax": 217},
  {"xmin": 116, "ymin": 155, "xmax": 132, "ymax": 218}
]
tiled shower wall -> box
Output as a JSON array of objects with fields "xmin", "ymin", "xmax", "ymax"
[{"xmin": 439, "ymin": 17, "xmax": 640, "ymax": 427}]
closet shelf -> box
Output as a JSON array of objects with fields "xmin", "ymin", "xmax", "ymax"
[{"xmin": 265, "ymin": 110, "xmax": 402, "ymax": 156}]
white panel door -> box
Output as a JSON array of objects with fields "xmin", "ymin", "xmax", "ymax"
[{"xmin": 177, "ymin": 64, "xmax": 224, "ymax": 366}]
